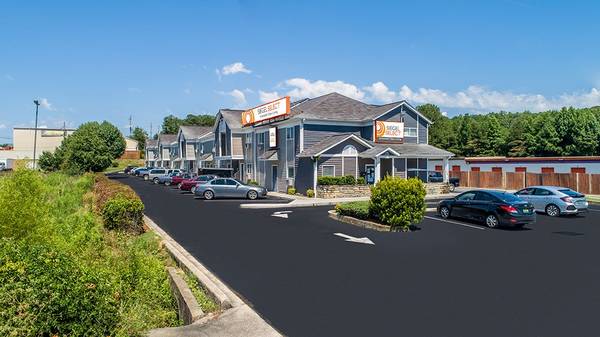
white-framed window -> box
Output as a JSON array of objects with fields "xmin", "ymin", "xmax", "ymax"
[
  {"xmin": 286, "ymin": 127, "xmax": 294, "ymax": 140},
  {"xmin": 342, "ymin": 145, "xmax": 357, "ymax": 156},
  {"xmin": 246, "ymin": 163, "xmax": 253, "ymax": 174},
  {"xmin": 404, "ymin": 127, "xmax": 418, "ymax": 137},
  {"xmin": 322, "ymin": 165, "xmax": 335, "ymax": 177},
  {"xmin": 245, "ymin": 133, "xmax": 253, "ymax": 145},
  {"xmin": 287, "ymin": 166, "xmax": 295, "ymax": 178},
  {"xmin": 257, "ymin": 132, "xmax": 265, "ymax": 146}
]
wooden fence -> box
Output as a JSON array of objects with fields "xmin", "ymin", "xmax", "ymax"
[{"xmin": 450, "ymin": 171, "xmax": 600, "ymax": 195}]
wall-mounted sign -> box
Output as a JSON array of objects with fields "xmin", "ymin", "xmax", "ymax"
[
  {"xmin": 269, "ymin": 127, "xmax": 277, "ymax": 148},
  {"xmin": 242, "ymin": 96, "xmax": 290, "ymax": 127},
  {"xmin": 374, "ymin": 121, "xmax": 404, "ymax": 143}
]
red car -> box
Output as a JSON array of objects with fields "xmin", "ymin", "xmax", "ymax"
[
  {"xmin": 168, "ymin": 173, "xmax": 193, "ymax": 186},
  {"xmin": 178, "ymin": 175, "xmax": 217, "ymax": 192}
]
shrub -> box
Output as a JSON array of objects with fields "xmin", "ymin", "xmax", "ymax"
[
  {"xmin": 356, "ymin": 176, "xmax": 366, "ymax": 185},
  {"xmin": 317, "ymin": 175, "xmax": 358, "ymax": 185},
  {"xmin": 369, "ymin": 177, "xmax": 426, "ymax": 230},
  {"xmin": 246, "ymin": 179, "xmax": 259, "ymax": 186},
  {"xmin": 336, "ymin": 201, "xmax": 370, "ymax": 220},
  {"xmin": 101, "ymin": 195, "xmax": 144, "ymax": 233},
  {"xmin": 38, "ymin": 151, "xmax": 61, "ymax": 172},
  {"xmin": 111, "ymin": 161, "xmax": 119, "ymax": 167},
  {"xmin": 306, "ymin": 189, "xmax": 315, "ymax": 197},
  {"xmin": 287, "ymin": 187, "xmax": 296, "ymax": 195}
]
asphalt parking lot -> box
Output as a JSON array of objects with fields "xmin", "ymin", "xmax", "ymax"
[{"xmin": 114, "ymin": 173, "xmax": 600, "ymax": 337}]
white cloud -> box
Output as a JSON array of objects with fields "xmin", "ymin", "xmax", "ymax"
[
  {"xmin": 216, "ymin": 62, "xmax": 252, "ymax": 79},
  {"xmin": 183, "ymin": 88, "xmax": 191, "ymax": 95},
  {"xmin": 128, "ymin": 87, "xmax": 142, "ymax": 93},
  {"xmin": 218, "ymin": 89, "xmax": 247, "ymax": 108},
  {"xmin": 364, "ymin": 81, "xmax": 398, "ymax": 102},
  {"xmin": 259, "ymin": 90, "xmax": 280, "ymax": 103},
  {"xmin": 282, "ymin": 78, "xmax": 365, "ymax": 100},
  {"xmin": 38, "ymin": 98, "xmax": 55, "ymax": 111}
]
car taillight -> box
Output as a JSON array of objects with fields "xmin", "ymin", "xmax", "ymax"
[
  {"xmin": 561, "ymin": 196, "xmax": 573, "ymax": 203},
  {"xmin": 499, "ymin": 205, "xmax": 518, "ymax": 214}
]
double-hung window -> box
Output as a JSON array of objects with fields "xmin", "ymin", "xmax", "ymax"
[
  {"xmin": 322, "ymin": 165, "xmax": 335, "ymax": 177},
  {"xmin": 404, "ymin": 127, "xmax": 418, "ymax": 137}
]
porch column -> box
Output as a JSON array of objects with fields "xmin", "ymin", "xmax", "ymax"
[
  {"xmin": 392, "ymin": 158, "xmax": 395, "ymax": 177},
  {"xmin": 375, "ymin": 156, "xmax": 381, "ymax": 183},
  {"xmin": 313, "ymin": 159, "xmax": 318, "ymax": 198},
  {"xmin": 443, "ymin": 157, "xmax": 450, "ymax": 183}
]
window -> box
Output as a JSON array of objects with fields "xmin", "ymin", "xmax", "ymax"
[
  {"xmin": 287, "ymin": 166, "xmax": 295, "ymax": 178},
  {"xmin": 342, "ymin": 145, "xmax": 357, "ymax": 156},
  {"xmin": 533, "ymin": 188, "xmax": 554, "ymax": 196},
  {"xmin": 404, "ymin": 127, "xmax": 417, "ymax": 137},
  {"xmin": 515, "ymin": 167, "xmax": 527, "ymax": 172},
  {"xmin": 475, "ymin": 192, "xmax": 497, "ymax": 202},
  {"xmin": 541, "ymin": 167, "xmax": 554, "ymax": 173},
  {"xmin": 257, "ymin": 133, "xmax": 265, "ymax": 146},
  {"xmin": 457, "ymin": 192, "xmax": 476, "ymax": 201},
  {"xmin": 516, "ymin": 188, "xmax": 534, "ymax": 195},
  {"xmin": 246, "ymin": 163, "xmax": 253, "ymax": 174},
  {"xmin": 211, "ymin": 179, "xmax": 225, "ymax": 185},
  {"xmin": 571, "ymin": 167, "xmax": 585, "ymax": 173},
  {"xmin": 322, "ymin": 165, "xmax": 335, "ymax": 177},
  {"xmin": 224, "ymin": 179, "xmax": 238, "ymax": 186},
  {"xmin": 245, "ymin": 133, "xmax": 253, "ymax": 145},
  {"xmin": 286, "ymin": 127, "xmax": 294, "ymax": 140}
]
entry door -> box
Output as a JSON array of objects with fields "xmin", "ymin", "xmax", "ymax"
[
  {"xmin": 271, "ymin": 165, "xmax": 278, "ymax": 191},
  {"xmin": 365, "ymin": 164, "xmax": 375, "ymax": 184}
]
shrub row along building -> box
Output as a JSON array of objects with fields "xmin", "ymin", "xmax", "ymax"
[{"xmin": 145, "ymin": 92, "xmax": 454, "ymax": 193}]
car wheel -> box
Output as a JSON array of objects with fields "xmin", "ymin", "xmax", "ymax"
[
  {"xmin": 153, "ymin": 177, "xmax": 159, "ymax": 184},
  {"xmin": 191, "ymin": 186, "xmax": 196, "ymax": 194},
  {"xmin": 143, "ymin": 175, "xmax": 149, "ymax": 181},
  {"xmin": 485, "ymin": 214, "xmax": 499, "ymax": 228},
  {"xmin": 247, "ymin": 190, "xmax": 258, "ymax": 200},
  {"xmin": 449, "ymin": 184, "xmax": 456, "ymax": 192},
  {"xmin": 177, "ymin": 183, "xmax": 182, "ymax": 189},
  {"xmin": 545, "ymin": 204, "xmax": 560, "ymax": 217},
  {"xmin": 439, "ymin": 206, "xmax": 450, "ymax": 219},
  {"xmin": 204, "ymin": 190, "xmax": 214, "ymax": 200}
]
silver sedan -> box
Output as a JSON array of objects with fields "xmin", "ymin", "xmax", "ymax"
[
  {"xmin": 515, "ymin": 186, "xmax": 588, "ymax": 216},
  {"xmin": 194, "ymin": 178, "xmax": 268, "ymax": 200}
]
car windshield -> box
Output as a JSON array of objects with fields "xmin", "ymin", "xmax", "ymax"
[
  {"xmin": 490, "ymin": 191, "xmax": 522, "ymax": 203},
  {"xmin": 558, "ymin": 189, "xmax": 583, "ymax": 197},
  {"xmin": 233, "ymin": 179, "xmax": 245, "ymax": 185}
]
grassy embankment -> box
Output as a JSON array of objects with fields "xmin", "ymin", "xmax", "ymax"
[
  {"xmin": 103, "ymin": 158, "xmax": 145, "ymax": 173},
  {"xmin": 0, "ymin": 170, "xmax": 215, "ymax": 336}
]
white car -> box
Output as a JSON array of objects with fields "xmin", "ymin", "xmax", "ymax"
[{"xmin": 144, "ymin": 168, "xmax": 182, "ymax": 181}]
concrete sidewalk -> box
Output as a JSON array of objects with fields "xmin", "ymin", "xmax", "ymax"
[{"xmin": 242, "ymin": 191, "xmax": 456, "ymax": 209}]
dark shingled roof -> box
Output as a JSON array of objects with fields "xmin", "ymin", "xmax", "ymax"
[
  {"xmin": 290, "ymin": 92, "xmax": 405, "ymax": 122},
  {"xmin": 258, "ymin": 149, "xmax": 278, "ymax": 160},
  {"xmin": 145, "ymin": 139, "xmax": 158, "ymax": 148},
  {"xmin": 219, "ymin": 109, "xmax": 244, "ymax": 129},
  {"xmin": 298, "ymin": 133, "xmax": 371, "ymax": 157},
  {"xmin": 359, "ymin": 143, "xmax": 454, "ymax": 158},
  {"xmin": 158, "ymin": 134, "xmax": 177, "ymax": 145},
  {"xmin": 180, "ymin": 125, "xmax": 213, "ymax": 139}
]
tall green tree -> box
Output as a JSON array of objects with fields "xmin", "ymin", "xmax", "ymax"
[{"xmin": 131, "ymin": 127, "xmax": 148, "ymax": 151}]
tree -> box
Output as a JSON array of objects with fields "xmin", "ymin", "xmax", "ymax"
[
  {"xmin": 161, "ymin": 114, "xmax": 216, "ymax": 134},
  {"xmin": 417, "ymin": 104, "xmax": 452, "ymax": 150},
  {"xmin": 131, "ymin": 127, "xmax": 148, "ymax": 151},
  {"xmin": 161, "ymin": 115, "xmax": 182, "ymax": 134},
  {"xmin": 98, "ymin": 121, "xmax": 126, "ymax": 159}
]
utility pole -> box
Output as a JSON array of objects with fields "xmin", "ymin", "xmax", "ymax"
[
  {"xmin": 150, "ymin": 123, "xmax": 153, "ymax": 138},
  {"xmin": 129, "ymin": 115, "xmax": 133, "ymax": 136},
  {"xmin": 32, "ymin": 100, "xmax": 40, "ymax": 169}
]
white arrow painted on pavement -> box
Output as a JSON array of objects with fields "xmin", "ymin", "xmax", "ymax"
[
  {"xmin": 334, "ymin": 233, "xmax": 375, "ymax": 245},
  {"xmin": 271, "ymin": 210, "xmax": 292, "ymax": 218}
]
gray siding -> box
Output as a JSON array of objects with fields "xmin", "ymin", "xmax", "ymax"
[
  {"xmin": 322, "ymin": 138, "xmax": 370, "ymax": 155},
  {"xmin": 295, "ymin": 157, "xmax": 314, "ymax": 194},
  {"xmin": 304, "ymin": 124, "xmax": 363, "ymax": 149},
  {"xmin": 343, "ymin": 157, "xmax": 358, "ymax": 176},
  {"xmin": 317, "ymin": 157, "xmax": 342, "ymax": 177},
  {"xmin": 376, "ymin": 106, "xmax": 422, "ymax": 144},
  {"xmin": 418, "ymin": 116, "xmax": 428, "ymax": 144},
  {"xmin": 358, "ymin": 158, "xmax": 374, "ymax": 177}
]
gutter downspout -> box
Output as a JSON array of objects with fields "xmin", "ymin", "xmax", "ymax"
[{"xmin": 312, "ymin": 156, "xmax": 318, "ymax": 198}]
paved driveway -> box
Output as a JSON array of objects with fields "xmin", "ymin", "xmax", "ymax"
[{"xmin": 114, "ymin": 174, "xmax": 600, "ymax": 337}]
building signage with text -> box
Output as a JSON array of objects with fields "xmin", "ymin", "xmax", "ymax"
[
  {"xmin": 242, "ymin": 96, "xmax": 290, "ymax": 127},
  {"xmin": 374, "ymin": 121, "xmax": 404, "ymax": 143},
  {"xmin": 269, "ymin": 127, "xmax": 277, "ymax": 148}
]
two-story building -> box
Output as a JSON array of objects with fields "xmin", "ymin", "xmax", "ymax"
[
  {"xmin": 145, "ymin": 139, "xmax": 159, "ymax": 167},
  {"xmin": 176, "ymin": 126, "xmax": 213, "ymax": 172},
  {"xmin": 211, "ymin": 92, "xmax": 454, "ymax": 193},
  {"xmin": 156, "ymin": 134, "xmax": 177, "ymax": 168}
]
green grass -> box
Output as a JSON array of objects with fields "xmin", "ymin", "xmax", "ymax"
[
  {"xmin": 0, "ymin": 170, "xmax": 182, "ymax": 336},
  {"xmin": 587, "ymin": 195, "xmax": 600, "ymax": 204},
  {"xmin": 103, "ymin": 158, "xmax": 145, "ymax": 173},
  {"xmin": 182, "ymin": 270, "xmax": 219, "ymax": 313}
]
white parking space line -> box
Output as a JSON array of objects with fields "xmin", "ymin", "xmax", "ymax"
[{"xmin": 424, "ymin": 215, "xmax": 486, "ymax": 230}]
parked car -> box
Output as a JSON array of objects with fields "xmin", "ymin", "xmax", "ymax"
[
  {"xmin": 155, "ymin": 171, "xmax": 182, "ymax": 185},
  {"xmin": 437, "ymin": 189, "xmax": 535, "ymax": 228},
  {"xmin": 427, "ymin": 171, "xmax": 460, "ymax": 191},
  {"xmin": 169, "ymin": 173, "xmax": 194, "ymax": 186},
  {"xmin": 124, "ymin": 165, "xmax": 137, "ymax": 174},
  {"xmin": 0, "ymin": 162, "xmax": 6, "ymax": 171},
  {"xmin": 178, "ymin": 175, "xmax": 217, "ymax": 192},
  {"xmin": 194, "ymin": 178, "xmax": 268, "ymax": 200},
  {"xmin": 133, "ymin": 167, "xmax": 151, "ymax": 177},
  {"xmin": 515, "ymin": 186, "xmax": 588, "ymax": 216},
  {"xmin": 146, "ymin": 168, "xmax": 182, "ymax": 182}
]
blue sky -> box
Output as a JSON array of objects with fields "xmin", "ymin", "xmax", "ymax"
[{"xmin": 1, "ymin": 0, "xmax": 600, "ymax": 141}]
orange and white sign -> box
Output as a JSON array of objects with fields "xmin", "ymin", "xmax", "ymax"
[
  {"xmin": 375, "ymin": 121, "xmax": 404, "ymax": 142},
  {"xmin": 242, "ymin": 96, "xmax": 290, "ymax": 127}
]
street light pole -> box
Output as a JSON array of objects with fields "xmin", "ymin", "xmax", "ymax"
[{"xmin": 32, "ymin": 100, "xmax": 40, "ymax": 169}]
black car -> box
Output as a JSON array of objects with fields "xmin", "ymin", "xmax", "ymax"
[
  {"xmin": 427, "ymin": 171, "xmax": 460, "ymax": 191},
  {"xmin": 437, "ymin": 190, "xmax": 535, "ymax": 228}
]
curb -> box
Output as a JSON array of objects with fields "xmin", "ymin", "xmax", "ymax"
[
  {"xmin": 166, "ymin": 267, "xmax": 204, "ymax": 324},
  {"xmin": 241, "ymin": 196, "xmax": 451, "ymax": 209},
  {"xmin": 144, "ymin": 215, "xmax": 282, "ymax": 337},
  {"xmin": 327, "ymin": 210, "xmax": 391, "ymax": 231}
]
